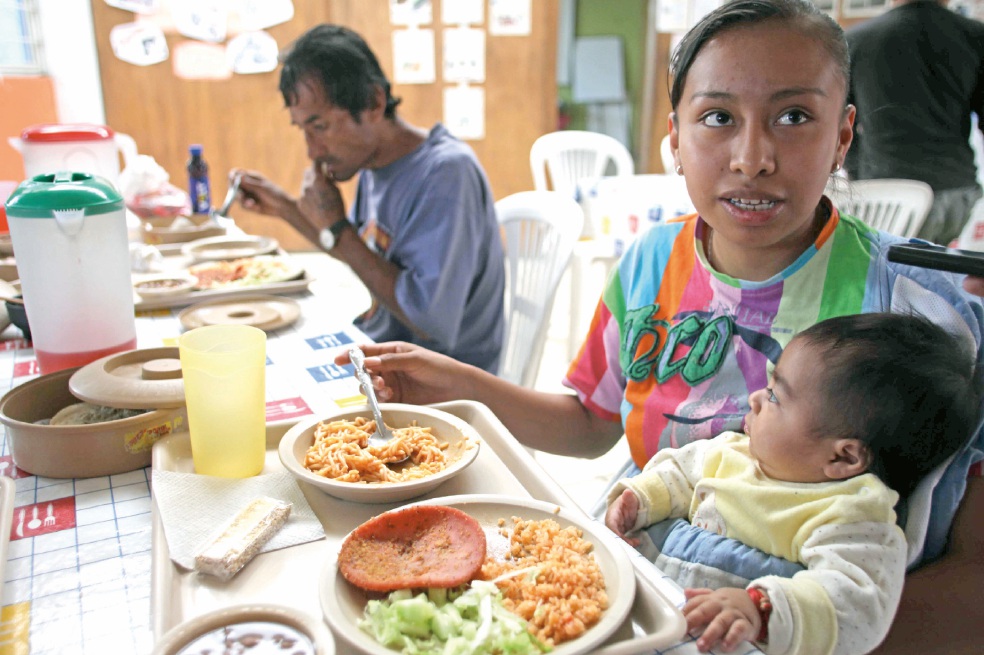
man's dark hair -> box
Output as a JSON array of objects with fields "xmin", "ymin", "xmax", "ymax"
[
  {"xmin": 796, "ymin": 312, "xmax": 981, "ymax": 498},
  {"xmin": 279, "ymin": 24, "xmax": 401, "ymax": 120},
  {"xmin": 669, "ymin": 0, "xmax": 850, "ymax": 110}
]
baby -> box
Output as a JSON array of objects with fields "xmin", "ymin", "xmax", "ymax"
[{"xmin": 606, "ymin": 312, "xmax": 981, "ymax": 654}]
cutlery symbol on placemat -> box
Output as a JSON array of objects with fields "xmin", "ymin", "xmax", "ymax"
[
  {"xmin": 27, "ymin": 506, "xmax": 41, "ymax": 531},
  {"xmin": 43, "ymin": 503, "xmax": 55, "ymax": 527},
  {"xmin": 15, "ymin": 509, "xmax": 23, "ymax": 537}
]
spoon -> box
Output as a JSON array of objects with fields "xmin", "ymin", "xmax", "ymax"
[
  {"xmin": 348, "ymin": 347, "xmax": 407, "ymax": 462},
  {"xmin": 212, "ymin": 174, "xmax": 241, "ymax": 220}
]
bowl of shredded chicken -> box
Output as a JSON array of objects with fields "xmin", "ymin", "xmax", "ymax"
[{"xmin": 278, "ymin": 404, "xmax": 480, "ymax": 503}]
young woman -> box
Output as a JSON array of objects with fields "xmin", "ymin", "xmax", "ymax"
[{"xmin": 340, "ymin": 1, "xmax": 984, "ymax": 651}]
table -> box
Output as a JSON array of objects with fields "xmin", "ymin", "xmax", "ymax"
[{"xmin": 0, "ymin": 250, "xmax": 761, "ymax": 655}]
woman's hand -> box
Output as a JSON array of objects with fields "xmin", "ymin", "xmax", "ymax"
[
  {"xmin": 683, "ymin": 587, "xmax": 760, "ymax": 653},
  {"xmin": 334, "ymin": 342, "xmax": 476, "ymax": 406},
  {"xmin": 605, "ymin": 489, "xmax": 642, "ymax": 546}
]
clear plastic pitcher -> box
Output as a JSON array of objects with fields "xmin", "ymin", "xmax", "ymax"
[{"xmin": 4, "ymin": 172, "xmax": 137, "ymax": 374}]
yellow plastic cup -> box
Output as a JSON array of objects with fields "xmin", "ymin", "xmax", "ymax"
[{"xmin": 179, "ymin": 324, "xmax": 267, "ymax": 478}]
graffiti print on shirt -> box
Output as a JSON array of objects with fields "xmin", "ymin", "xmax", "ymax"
[{"xmin": 622, "ymin": 303, "xmax": 783, "ymax": 388}]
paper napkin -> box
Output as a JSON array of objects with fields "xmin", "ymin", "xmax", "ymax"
[{"xmin": 152, "ymin": 469, "xmax": 325, "ymax": 570}]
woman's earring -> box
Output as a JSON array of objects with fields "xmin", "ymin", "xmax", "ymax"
[
  {"xmin": 832, "ymin": 162, "xmax": 842, "ymax": 173},
  {"xmin": 675, "ymin": 164, "xmax": 683, "ymax": 175}
]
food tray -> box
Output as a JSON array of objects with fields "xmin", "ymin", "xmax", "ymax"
[
  {"xmin": 150, "ymin": 400, "xmax": 687, "ymax": 655},
  {"xmin": 0, "ymin": 475, "xmax": 14, "ymax": 587},
  {"xmin": 133, "ymin": 271, "xmax": 312, "ymax": 312}
]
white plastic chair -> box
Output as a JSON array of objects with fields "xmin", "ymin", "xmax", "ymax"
[
  {"xmin": 825, "ymin": 178, "xmax": 934, "ymax": 238},
  {"xmin": 530, "ymin": 130, "xmax": 635, "ymax": 200},
  {"xmin": 529, "ymin": 131, "xmax": 634, "ymax": 362},
  {"xmin": 496, "ymin": 191, "xmax": 585, "ymax": 388}
]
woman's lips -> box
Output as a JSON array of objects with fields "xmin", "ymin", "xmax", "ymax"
[{"xmin": 720, "ymin": 196, "xmax": 783, "ymax": 225}]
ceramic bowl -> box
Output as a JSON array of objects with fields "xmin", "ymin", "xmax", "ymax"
[
  {"xmin": 133, "ymin": 275, "xmax": 196, "ymax": 298},
  {"xmin": 152, "ymin": 603, "xmax": 334, "ymax": 655},
  {"xmin": 0, "ymin": 366, "xmax": 187, "ymax": 478},
  {"xmin": 278, "ymin": 403, "xmax": 481, "ymax": 504}
]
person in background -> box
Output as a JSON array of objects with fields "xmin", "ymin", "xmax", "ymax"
[
  {"xmin": 606, "ymin": 313, "xmax": 981, "ymax": 654},
  {"xmin": 845, "ymin": 0, "xmax": 984, "ymax": 245},
  {"xmin": 338, "ymin": 1, "xmax": 984, "ymax": 651},
  {"xmin": 236, "ymin": 24, "xmax": 505, "ymax": 373}
]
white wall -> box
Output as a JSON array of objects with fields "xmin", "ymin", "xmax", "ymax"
[{"xmin": 38, "ymin": 0, "xmax": 105, "ymax": 124}]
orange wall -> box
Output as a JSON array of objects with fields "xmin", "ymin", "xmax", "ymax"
[{"xmin": 0, "ymin": 76, "xmax": 58, "ymax": 183}]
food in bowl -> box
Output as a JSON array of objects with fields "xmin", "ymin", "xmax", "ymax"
[
  {"xmin": 175, "ymin": 621, "xmax": 315, "ymax": 655},
  {"xmin": 48, "ymin": 402, "xmax": 148, "ymax": 426},
  {"xmin": 304, "ymin": 416, "xmax": 450, "ymax": 483},
  {"xmin": 338, "ymin": 505, "xmax": 486, "ymax": 592}
]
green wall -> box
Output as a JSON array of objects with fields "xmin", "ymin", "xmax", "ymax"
[{"xmin": 560, "ymin": 0, "xmax": 648, "ymax": 147}]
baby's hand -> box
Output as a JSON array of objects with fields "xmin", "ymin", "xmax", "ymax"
[
  {"xmin": 683, "ymin": 587, "xmax": 760, "ymax": 653},
  {"xmin": 605, "ymin": 489, "xmax": 641, "ymax": 546}
]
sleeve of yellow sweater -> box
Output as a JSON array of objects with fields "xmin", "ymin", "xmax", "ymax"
[
  {"xmin": 606, "ymin": 435, "xmax": 724, "ymax": 531},
  {"xmin": 754, "ymin": 518, "xmax": 908, "ymax": 655}
]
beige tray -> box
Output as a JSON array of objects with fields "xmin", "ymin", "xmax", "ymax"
[
  {"xmin": 150, "ymin": 400, "xmax": 687, "ymax": 655},
  {"xmin": 134, "ymin": 271, "xmax": 312, "ymax": 312}
]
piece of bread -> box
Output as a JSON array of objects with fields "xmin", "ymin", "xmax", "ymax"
[{"xmin": 194, "ymin": 496, "xmax": 292, "ymax": 581}]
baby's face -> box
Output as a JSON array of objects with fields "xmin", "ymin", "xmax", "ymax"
[{"xmin": 744, "ymin": 338, "xmax": 839, "ymax": 482}]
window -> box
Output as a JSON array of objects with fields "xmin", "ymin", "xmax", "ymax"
[{"xmin": 0, "ymin": 0, "xmax": 44, "ymax": 75}]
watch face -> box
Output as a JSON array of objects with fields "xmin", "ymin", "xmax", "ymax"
[{"xmin": 319, "ymin": 227, "xmax": 336, "ymax": 251}]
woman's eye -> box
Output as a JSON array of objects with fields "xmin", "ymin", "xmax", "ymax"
[
  {"xmin": 766, "ymin": 387, "xmax": 778, "ymax": 404},
  {"xmin": 777, "ymin": 109, "xmax": 809, "ymax": 126},
  {"xmin": 700, "ymin": 111, "xmax": 733, "ymax": 127}
]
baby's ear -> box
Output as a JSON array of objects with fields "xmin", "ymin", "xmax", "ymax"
[{"xmin": 823, "ymin": 438, "xmax": 871, "ymax": 480}]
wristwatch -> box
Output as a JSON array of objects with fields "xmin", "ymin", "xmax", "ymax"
[{"xmin": 318, "ymin": 219, "xmax": 351, "ymax": 251}]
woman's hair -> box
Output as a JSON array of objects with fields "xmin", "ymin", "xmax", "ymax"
[
  {"xmin": 795, "ymin": 313, "xmax": 982, "ymax": 498},
  {"xmin": 278, "ymin": 24, "xmax": 401, "ymax": 120},
  {"xmin": 669, "ymin": 0, "xmax": 849, "ymax": 110}
]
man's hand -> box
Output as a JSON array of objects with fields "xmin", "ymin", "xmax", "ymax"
[
  {"xmin": 605, "ymin": 489, "xmax": 642, "ymax": 546},
  {"xmin": 683, "ymin": 587, "xmax": 761, "ymax": 653},
  {"xmin": 234, "ymin": 169, "xmax": 295, "ymax": 218},
  {"xmin": 298, "ymin": 162, "xmax": 346, "ymax": 228}
]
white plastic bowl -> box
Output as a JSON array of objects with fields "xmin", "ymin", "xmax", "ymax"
[{"xmin": 278, "ymin": 403, "xmax": 480, "ymax": 504}]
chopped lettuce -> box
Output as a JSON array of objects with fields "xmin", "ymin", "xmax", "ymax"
[{"xmin": 360, "ymin": 580, "xmax": 551, "ymax": 655}]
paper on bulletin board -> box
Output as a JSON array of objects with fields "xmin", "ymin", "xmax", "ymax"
[
  {"xmin": 172, "ymin": 0, "xmax": 228, "ymax": 43},
  {"xmin": 172, "ymin": 40, "xmax": 232, "ymax": 79},
  {"xmin": 489, "ymin": 0, "xmax": 531, "ymax": 36},
  {"xmin": 104, "ymin": 0, "xmax": 158, "ymax": 14},
  {"xmin": 690, "ymin": 0, "xmax": 725, "ymax": 27},
  {"xmin": 443, "ymin": 27, "xmax": 485, "ymax": 83},
  {"xmin": 444, "ymin": 84, "xmax": 485, "ymax": 140},
  {"xmin": 226, "ymin": 31, "xmax": 278, "ymax": 74},
  {"xmin": 442, "ymin": 0, "xmax": 483, "ymax": 25},
  {"xmin": 233, "ymin": 0, "xmax": 294, "ymax": 31},
  {"xmin": 656, "ymin": 0, "xmax": 688, "ymax": 32},
  {"xmin": 392, "ymin": 27, "xmax": 436, "ymax": 84},
  {"xmin": 110, "ymin": 21, "xmax": 169, "ymax": 66},
  {"xmin": 390, "ymin": 0, "xmax": 433, "ymax": 26}
]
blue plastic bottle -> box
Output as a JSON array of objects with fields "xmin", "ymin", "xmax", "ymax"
[{"xmin": 187, "ymin": 144, "xmax": 211, "ymax": 214}]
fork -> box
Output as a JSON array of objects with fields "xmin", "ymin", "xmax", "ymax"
[{"xmin": 43, "ymin": 503, "xmax": 55, "ymax": 527}]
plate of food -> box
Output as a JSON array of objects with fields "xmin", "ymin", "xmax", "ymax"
[
  {"xmin": 320, "ymin": 494, "xmax": 636, "ymax": 655},
  {"xmin": 182, "ymin": 235, "xmax": 279, "ymax": 262},
  {"xmin": 187, "ymin": 255, "xmax": 304, "ymax": 291},
  {"xmin": 278, "ymin": 404, "xmax": 481, "ymax": 504}
]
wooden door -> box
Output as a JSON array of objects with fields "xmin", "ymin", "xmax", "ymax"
[{"xmin": 90, "ymin": 0, "xmax": 558, "ymax": 251}]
